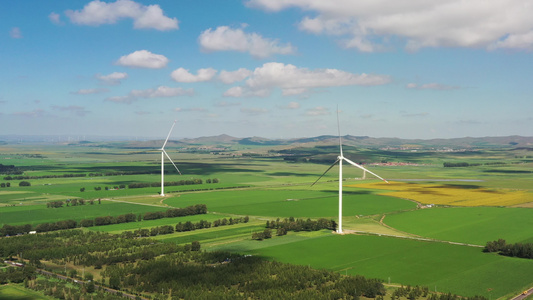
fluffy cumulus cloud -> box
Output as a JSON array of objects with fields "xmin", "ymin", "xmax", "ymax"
[
  {"xmin": 65, "ymin": 0, "xmax": 178, "ymax": 31},
  {"xmin": 199, "ymin": 25, "xmax": 296, "ymax": 58},
  {"xmin": 116, "ymin": 50, "xmax": 169, "ymax": 69},
  {"xmin": 170, "ymin": 68, "xmax": 217, "ymax": 83},
  {"xmin": 96, "ymin": 72, "xmax": 128, "ymax": 85},
  {"xmin": 224, "ymin": 62, "xmax": 390, "ymax": 97},
  {"xmin": 247, "ymin": 0, "xmax": 533, "ymax": 51},
  {"xmin": 218, "ymin": 68, "xmax": 253, "ymax": 84},
  {"xmin": 106, "ymin": 86, "xmax": 193, "ymax": 104}
]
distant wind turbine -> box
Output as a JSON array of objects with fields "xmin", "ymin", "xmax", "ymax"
[
  {"xmin": 311, "ymin": 109, "xmax": 388, "ymax": 234},
  {"xmin": 160, "ymin": 120, "xmax": 182, "ymax": 196}
]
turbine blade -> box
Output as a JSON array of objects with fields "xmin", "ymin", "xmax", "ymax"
[
  {"xmin": 337, "ymin": 106, "xmax": 343, "ymax": 157},
  {"xmin": 311, "ymin": 158, "xmax": 340, "ymax": 187},
  {"xmin": 163, "ymin": 150, "xmax": 182, "ymax": 175},
  {"xmin": 161, "ymin": 120, "xmax": 177, "ymax": 150},
  {"xmin": 342, "ymin": 157, "xmax": 388, "ymax": 183}
]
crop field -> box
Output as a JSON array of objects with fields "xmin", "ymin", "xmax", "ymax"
[
  {"xmin": 0, "ymin": 201, "xmax": 168, "ymax": 226},
  {"xmin": 216, "ymin": 234, "xmax": 533, "ymax": 299},
  {"xmin": 0, "ymin": 284, "xmax": 51, "ymax": 300},
  {"xmin": 164, "ymin": 187, "xmax": 417, "ymax": 218},
  {"xmin": 351, "ymin": 181, "xmax": 533, "ymax": 207},
  {"xmin": 1, "ymin": 143, "xmax": 532, "ymax": 298},
  {"xmin": 383, "ymin": 207, "xmax": 533, "ymax": 245}
]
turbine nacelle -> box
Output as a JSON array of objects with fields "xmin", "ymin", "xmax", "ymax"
[{"xmin": 311, "ymin": 107, "xmax": 389, "ymax": 234}]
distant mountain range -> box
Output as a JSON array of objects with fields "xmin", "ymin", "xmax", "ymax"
[
  {"xmin": 116, "ymin": 134, "xmax": 533, "ymax": 149},
  {"xmin": 1, "ymin": 134, "xmax": 532, "ymax": 149}
]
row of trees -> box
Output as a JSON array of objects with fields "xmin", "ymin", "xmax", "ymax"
[
  {"xmin": 4, "ymin": 173, "xmax": 86, "ymax": 180},
  {"xmin": 484, "ymin": 238, "xmax": 533, "ymax": 259},
  {"xmin": 252, "ymin": 218, "xmax": 336, "ymax": 240},
  {"xmin": 0, "ymin": 163, "xmax": 21, "ymax": 175},
  {"xmin": 46, "ymin": 198, "xmax": 99, "ymax": 208},
  {"xmin": 442, "ymin": 162, "xmax": 510, "ymax": 168},
  {"xmin": 266, "ymin": 217, "xmax": 337, "ymax": 232},
  {"xmin": 1, "ymin": 204, "xmax": 208, "ymax": 236},
  {"xmin": 128, "ymin": 178, "xmax": 206, "ymax": 189},
  {"xmin": 0, "ymin": 181, "xmax": 30, "ymax": 187},
  {"xmin": 125, "ymin": 216, "xmax": 249, "ymax": 238}
]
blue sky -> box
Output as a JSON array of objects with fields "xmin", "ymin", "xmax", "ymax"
[{"xmin": 1, "ymin": 0, "xmax": 532, "ymax": 140}]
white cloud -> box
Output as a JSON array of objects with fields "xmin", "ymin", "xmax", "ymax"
[
  {"xmin": 170, "ymin": 68, "xmax": 217, "ymax": 83},
  {"xmin": 406, "ymin": 83, "xmax": 459, "ymax": 90},
  {"xmin": 10, "ymin": 27, "xmax": 22, "ymax": 39},
  {"xmin": 116, "ymin": 50, "xmax": 169, "ymax": 69},
  {"xmin": 278, "ymin": 101, "xmax": 301, "ymax": 109},
  {"xmin": 199, "ymin": 25, "xmax": 296, "ymax": 58},
  {"xmin": 65, "ymin": 0, "xmax": 178, "ymax": 31},
  {"xmin": 96, "ymin": 72, "xmax": 128, "ymax": 85},
  {"xmin": 130, "ymin": 86, "xmax": 193, "ymax": 98},
  {"xmin": 223, "ymin": 87, "xmax": 243, "ymax": 97},
  {"xmin": 72, "ymin": 88, "xmax": 110, "ymax": 95},
  {"xmin": 225, "ymin": 62, "xmax": 390, "ymax": 97},
  {"xmin": 219, "ymin": 68, "xmax": 253, "ymax": 84},
  {"xmin": 305, "ymin": 106, "xmax": 330, "ymax": 116},
  {"xmin": 106, "ymin": 86, "xmax": 192, "ymax": 104},
  {"xmin": 49, "ymin": 12, "xmax": 63, "ymax": 25},
  {"xmin": 247, "ymin": 0, "xmax": 533, "ymax": 51}
]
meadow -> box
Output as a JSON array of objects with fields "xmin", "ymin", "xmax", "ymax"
[
  {"xmin": 1, "ymin": 142, "xmax": 532, "ymax": 298},
  {"xmin": 214, "ymin": 234, "xmax": 533, "ymax": 299}
]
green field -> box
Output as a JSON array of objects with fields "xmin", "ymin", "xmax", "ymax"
[
  {"xmin": 0, "ymin": 201, "xmax": 168, "ymax": 226},
  {"xmin": 165, "ymin": 187, "xmax": 417, "ymax": 218},
  {"xmin": 384, "ymin": 207, "xmax": 533, "ymax": 245},
  {"xmin": 1, "ymin": 143, "xmax": 532, "ymax": 298},
  {"xmin": 0, "ymin": 284, "xmax": 51, "ymax": 300},
  {"xmin": 214, "ymin": 234, "xmax": 533, "ymax": 299}
]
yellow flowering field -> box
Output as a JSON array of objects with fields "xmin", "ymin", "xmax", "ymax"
[{"xmin": 348, "ymin": 181, "xmax": 533, "ymax": 207}]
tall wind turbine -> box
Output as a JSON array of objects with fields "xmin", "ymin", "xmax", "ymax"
[
  {"xmin": 311, "ymin": 110, "xmax": 388, "ymax": 234},
  {"xmin": 160, "ymin": 120, "xmax": 182, "ymax": 196}
]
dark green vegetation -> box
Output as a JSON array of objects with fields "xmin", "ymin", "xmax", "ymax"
[
  {"xmin": 0, "ymin": 139, "xmax": 532, "ymax": 299},
  {"xmin": 0, "ymin": 231, "xmax": 388, "ymax": 299},
  {"xmin": 484, "ymin": 239, "xmax": 533, "ymax": 259}
]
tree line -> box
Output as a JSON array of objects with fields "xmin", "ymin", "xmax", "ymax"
[
  {"xmin": 128, "ymin": 178, "xmax": 219, "ymax": 189},
  {"xmin": 252, "ymin": 217, "xmax": 336, "ymax": 240},
  {"xmin": 123, "ymin": 216, "xmax": 249, "ymax": 238},
  {"xmin": 0, "ymin": 204, "xmax": 207, "ymax": 236},
  {"xmin": 484, "ymin": 238, "xmax": 533, "ymax": 259},
  {"xmin": 443, "ymin": 161, "xmax": 513, "ymax": 168}
]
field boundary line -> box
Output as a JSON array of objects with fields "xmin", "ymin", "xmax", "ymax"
[
  {"xmin": 102, "ymin": 198, "xmax": 167, "ymax": 207},
  {"xmin": 349, "ymin": 230, "xmax": 484, "ymax": 248}
]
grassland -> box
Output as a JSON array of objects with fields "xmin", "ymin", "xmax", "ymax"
[
  {"xmin": 0, "ymin": 284, "xmax": 51, "ymax": 300},
  {"xmin": 1, "ymin": 142, "xmax": 532, "ymax": 298},
  {"xmin": 214, "ymin": 234, "xmax": 533, "ymax": 299}
]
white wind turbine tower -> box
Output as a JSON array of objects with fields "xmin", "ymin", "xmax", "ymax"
[
  {"xmin": 311, "ymin": 110, "xmax": 388, "ymax": 234},
  {"xmin": 160, "ymin": 120, "xmax": 182, "ymax": 196}
]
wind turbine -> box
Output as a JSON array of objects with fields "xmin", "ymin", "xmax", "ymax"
[
  {"xmin": 311, "ymin": 110, "xmax": 388, "ymax": 234},
  {"xmin": 160, "ymin": 120, "xmax": 182, "ymax": 196}
]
